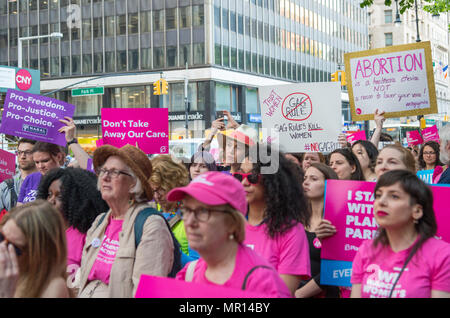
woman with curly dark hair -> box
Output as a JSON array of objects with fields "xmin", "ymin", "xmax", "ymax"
[
  {"xmin": 233, "ymin": 143, "xmax": 311, "ymax": 297},
  {"xmin": 36, "ymin": 167, "xmax": 109, "ymax": 269}
]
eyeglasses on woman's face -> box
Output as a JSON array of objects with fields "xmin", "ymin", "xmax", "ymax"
[
  {"xmin": 232, "ymin": 172, "xmax": 261, "ymax": 185},
  {"xmin": 423, "ymin": 151, "xmax": 436, "ymax": 156},
  {"xmin": 0, "ymin": 232, "xmax": 23, "ymax": 256},
  {"xmin": 96, "ymin": 168, "xmax": 133, "ymax": 179},
  {"xmin": 180, "ymin": 206, "xmax": 229, "ymax": 223}
]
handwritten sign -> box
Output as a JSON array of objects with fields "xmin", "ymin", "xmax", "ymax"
[
  {"xmin": 135, "ymin": 275, "xmax": 270, "ymax": 298},
  {"xmin": 406, "ymin": 130, "xmax": 423, "ymax": 146},
  {"xmin": 346, "ymin": 131, "xmax": 367, "ymax": 144},
  {"xmin": 0, "ymin": 89, "xmax": 76, "ymax": 146},
  {"xmin": 345, "ymin": 42, "xmax": 437, "ymax": 121},
  {"xmin": 101, "ymin": 108, "xmax": 169, "ymax": 155},
  {"xmin": 320, "ymin": 180, "xmax": 450, "ymax": 287},
  {"xmin": 421, "ymin": 125, "xmax": 440, "ymax": 143},
  {"xmin": 259, "ymin": 83, "xmax": 342, "ymax": 153},
  {"xmin": 0, "ymin": 149, "xmax": 15, "ymax": 183}
]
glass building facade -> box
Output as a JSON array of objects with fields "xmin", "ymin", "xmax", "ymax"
[{"xmin": 0, "ymin": 0, "xmax": 369, "ymax": 139}]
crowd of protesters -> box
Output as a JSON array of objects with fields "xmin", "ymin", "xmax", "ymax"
[{"xmin": 0, "ymin": 110, "xmax": 450, "ymax": 299}]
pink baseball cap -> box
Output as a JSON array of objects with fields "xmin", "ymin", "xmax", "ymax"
[{"xmin": 167, "ymin": 171, "xmax": 248, "ymax": 214}]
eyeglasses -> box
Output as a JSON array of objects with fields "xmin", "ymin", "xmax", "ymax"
[
  {"xmin": 96, "ymin": 168, "xmax": 133, "ymax": 179},
  {"xmin": 180, "ymin": 207, "xmax": 229, "ymax": 222},
  {"xmin": 16, "ymin": 150, "xmax": 33, "ymax": 157},
  {"xmin": 423, "ymin": 151, "xmax": 436, "ymax": 155},
  {"xmin": 0, "ymin": 232, "xmax": 23, "ymax": 256},
  {"xmin": 232, "ymin": 172, "xmax": 261, "ymax": 185}
]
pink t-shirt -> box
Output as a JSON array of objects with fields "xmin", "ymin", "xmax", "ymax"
[
  {"xmin": 176, "ymin": 244, "xmax": 292, "ymax": 298},
  {"xmin": 351, "ymin": 237, "xmax": 450, "ymax": 298},
  {"xmin": 243, "ymin": 222, "xmax": 311, "ymax": 278},
  {"xmin": 87, "ymin": 218, "xmax": 123, "ymax": 285},
  {"xmin": 66, "ymin": 226, "xmax": 86, "ymax": 267}
]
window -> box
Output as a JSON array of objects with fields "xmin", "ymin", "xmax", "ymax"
[
  {"xmin": 128, "ymin": 13, "xmax": 139, "ymax": 34},
  {"xmin": 106, "ymin": 16, "xmax": 115, "ymax": 36},
  {"xmin": 154, "ymin": 47, "xmax": 164, "ymax": 68},
  {"xmin": 167, "ymin": 46, "xmax": 177, "ymax": 67},
  {"xmin": 166, "ymin": 8, "xmax": 177, "ymax": 30},
  {"xmin": 93, "ymin": 17, "xmax": 102, "ymax": 38},
  {"xmin": 180, "ymin": 44, "xmax": 191, "ymax": 66},
  {"xmin": 216, "ymin": 83, "xmax": 231, "ymax": 111},
  {"xmin": 50, "ymin": 57, "xmax": 59, "ymax": 77},
  {"xmin": 72, "ymin": 55, "xmax": 81, "ymax": 75},
  {"xmin": 141, "ymin": 11, "xmax": 151, "ymax": 33},
  {"xmin": 153, "ymin": 10, "xmax": 164, "ymax": 31},
  {"xmin": 128, "ymin": 50, "xmax": 139, "ymax": 70},
  {"xmin": 83, "ymin": 54, "xmax": 92, "ymax": 74},
  {"xmin": 83, "ymin": 19, "xmax": 92, "ymax": 40},
  {"xmin": 179, "ymin": 6, "xmax": 192, "ymax": 28},
  {"xmin": 141, "ymin": 48, "xmax": 152, "ymax": 69},
  {"xmin": 94, "ymin": 53, "xmax": 103, "ymax": 73},
  {"xmin": 193, "ymin": 5, "xmax": 204, "ymax": 26},
  {"xmin": 385, "ymin": 33, "xmax": 393, "ymax": 46},
  {"xmin": 117, "ymin": 15, "xmax": 127, "ymax": 35},
  {"xmin": 384, "ymin": 10, "xmax": 392, "ymax": 24},
  {"xmin": 105, "ymin": 51, "xmax": 115, "ymax": 72},
  {"xmin": 117, "ymin": 51, "xmax": 127, "ymax": 71}
]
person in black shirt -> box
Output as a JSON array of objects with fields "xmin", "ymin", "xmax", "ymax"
[{"xmin": 295, "ymin": 162, "xmax": 340, "ymax": 298}]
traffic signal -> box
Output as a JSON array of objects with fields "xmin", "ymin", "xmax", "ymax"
[
  {"xmin": 419, "ymin": 116, "xmax": 426, "ymax": 129},
  {"xmin": 153, "ymin": 80, "xmax": 161, "ymax": 95},
  {"xmin": 160, "ymin": 79, "xmax": 169, "ymax": 95},
  {"xmin": 331, "ymin": 71, "xmax": 338, "ymax": 82},
  {"xmin": 340, "ymin": 71, "xmax": 347, "ymax": 86}
]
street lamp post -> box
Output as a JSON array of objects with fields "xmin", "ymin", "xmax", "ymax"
[
  {"xmin": 18, "ymin": 32, "xmax": 63, "ymax": 68},
  {"xmin": 414, "ymin": 0, "xmax": 421, "ymax": 42}
]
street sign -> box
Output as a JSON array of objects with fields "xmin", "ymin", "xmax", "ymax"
[{"xmin": 71, "ymin": 87, "xmax": 104, "ymax": 97}]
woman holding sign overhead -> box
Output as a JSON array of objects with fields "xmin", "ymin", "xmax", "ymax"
[{"xmin": 351, "ymin": 170, "xmax": 450, "ymax": 298}]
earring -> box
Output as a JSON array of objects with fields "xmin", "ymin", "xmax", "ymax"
[{"xmin": 229, "ymin": 234, "xmax": 234, "ymax": 240}]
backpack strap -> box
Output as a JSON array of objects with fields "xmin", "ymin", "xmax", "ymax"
[
  {"xmin": 184, "ymin": 260, "xmax": 199, "ymax": 282},
  {"xmin": 241, "ymin": 265, "xmax": 273, "ymax": 290},
  {"xmin": 5, "ymin": 179, "xmax": 17, "ymax": 209}
]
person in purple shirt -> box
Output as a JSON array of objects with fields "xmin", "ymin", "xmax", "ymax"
[{"xmin": 17, "ymin": 142, "xmax": 65, "ymax": 205}]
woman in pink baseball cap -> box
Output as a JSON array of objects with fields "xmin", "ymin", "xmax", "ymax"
[{"xmin": 167, "ymin": 171, "xmax": 291, "ymax": 297}]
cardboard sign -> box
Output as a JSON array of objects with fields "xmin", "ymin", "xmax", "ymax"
[
  {"xmin": 0, "ymin": 149, "xmax": 15, "ymax": 183},
  {"xmin": 417, "ymin": 169, "xmax": 434, "ymax": 184},
  {"xmin": 0, "ymin": 90, "xmax": 76, "ymax": 146},
  {"xmin": 346, "ymin": 131, "xmax": 367, "ymax": 144},
  {"xmin": 101, "ymin": 108, "xmax": 169, "ymax": 155},
  {"xmin": 421, "ymin": 125, "xmax": 440, "ymax": 143},
  {"xmin": 259, "ymin": 82, "xmax": 342, "ymax": 153},
  {"xmin": 406, "ymin": 130, "xmax": 423, "ymax": 146},
  {"xmin": 135, "ymin": 275, "xmax": 271, "ymax": 298},
  {"xmin": 320, "ymin": 180, "xmax": 450, "ymax": 287},
  {"xmin": 345, "ymin": 42, "xmax": 438, "ymax": 121}
]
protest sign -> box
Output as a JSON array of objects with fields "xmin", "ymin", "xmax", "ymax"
[
  {"xmin": 259, "ymin": 82, "xmax": 341, "ymax": 153},
  {"xmin": 135, "ymin": 275, "xmax": 270, "ymax": 298},
  {"xmin": 417, "ymin": 169, "xmax": 434, "ymax": 184},
  {"xmin": 320, "ymin": 180, "xmax": 450, "ymax": 287},
  {"xmin": 346, "ymin": 131, "xmax": 366, "ymax": 144},
  {"xmin": 101, "ymin": 108, "xmax": 169, "ymax": 154},
  {"xmin": 0, "ymin": 149, "xmax": 15, "ymax": 183},
  {"xmin": 95, "ymin": 138, "xmax": 104, "ymax": 148},
  {"xmin": 345, "ymin": 41, "xmax": 437, "ymax": 121},
  {"xmin": 406, "ymin": 130, "xmax": 423, "ymax": 146},
  {"xmin": 421, "ymin": 125, "xmax": 440, "ymax": 143},
  {"xmin": 0, "ymin": 89, "xmax": 75, "ymax": 146}
]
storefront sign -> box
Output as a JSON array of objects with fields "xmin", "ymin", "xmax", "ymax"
[
  {"xmin": 0, "ymin": 66, "xmax": 40, "ymax": 95},
  {"xmin": 260, "ymin": 82, "xmax": 342, "ymax": 153},
  {"xmin": 248, "ymin": 113, "xmax": 262, "ymax": 123},
  {"xmin": 101, "ymin": 108, "xmax": 169, "ymax": 154},
  {"xmin": 168, "ymin": 111, "xmax": 204, "ymax": 121},
  {"xmin": 73, "ymin": 116, "xmax": 101, "ymax": 125},
  {"xmin": 0, "ymin": 149, "xmax": 15, "ymax": 183},
  {"xmin": 345, "ymin": 41, "xmax": 437, "ymax": 121},
  {"xmin": 0, "ymin": 89, "xmax": 75, "ymax": 146}
]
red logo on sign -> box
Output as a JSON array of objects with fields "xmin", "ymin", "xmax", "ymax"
[
  {"xmin": 281, "ymin": 92, "xmax": 313, "ymax": 121},
  {"xmin": 16, "ymin": 69, "xmax": 32, "ymax": 91}
]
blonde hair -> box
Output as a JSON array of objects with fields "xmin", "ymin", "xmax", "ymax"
[
  {"xmin": 5, "ymin": 200, "xmax": 68, "ymax": 298},
  {"xmin": 381, "ymin": 144, "xmax": 416, "ymax": 173},
  {"xmin": 223, "ymin": 206, "xmax": 246, "ymax": 244},
  {"xmin": 150, "ymin": 155, "xmax": 189, "ymax": 210}
]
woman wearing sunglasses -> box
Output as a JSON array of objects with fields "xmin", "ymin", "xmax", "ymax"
[
  {"xmin": 167, "ymin": 171, "xmax": 291, "ymax": 297},
  {"xmin": 234, "ymin": 144, "xmax": 311, "ymax": 297},
  {"xmin": 0, "ymin": 200, "xmax": 70, "ymax": 298}
]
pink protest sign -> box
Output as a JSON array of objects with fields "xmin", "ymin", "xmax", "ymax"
[
  {"xmin": 421, "ymin": 125, "xmax": 440, "ymax": 143},
  {"xmin": 321, "ymin": 180, "xmax": 450, "ymax": 262},
  {"xmin": 101, "ymin": 108, "xmax": 169, "ymax": 155},
  {"xmin": 0, "ymin": 149, "xmax": 15, "ymax": 183},
  {"xmin": 95, "ymin": 138, "xmax": 104, "ymax": 148},
  {"xmin": 406, "ymin": 130, "xmax": 423, "ymax": 146},
  {"xmin": 0, "ymin": 89, "xmax": 76, "ymax": 146},
  {"xmin": 135, "ymin": 275, "xmax": 271, "ymax": 298},
  {"xmin": 346, "ymin": 131, "xmax": 366, "ymax": 144},
  {"xmin": 321, "ymin": 180, "xmax": 377, "ymax": 262}
]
